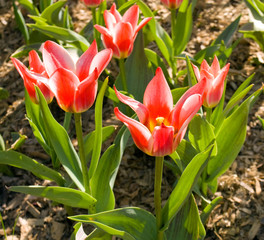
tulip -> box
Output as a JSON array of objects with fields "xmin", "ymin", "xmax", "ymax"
[
  {"xmin": 42, "ymin": 40, "xmax": 113, "ymax": 113},
  {"xmin": 11, "ymin": 51, "xmax": 54, "ymax": 104},
  {"xmin": 161, "ymin": 0, "xmax": 183, "ymax": 9},
  {"xmin": 192, "ymin": 56, "xmax": 230, "ymax": 108},
  {"xmin": 114, "ymin": 67, "xmax": 206, "ymax": 157},
  {"xmin": 80, "ymin": 0, "xmax": 104, "ymax": 8},
  {"xmin": 94, "ymin": 3, "xmax": 152, "ymax": 59}
]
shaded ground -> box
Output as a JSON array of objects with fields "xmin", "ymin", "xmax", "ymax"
[{"xmin": 0, "ymin": 0, "xmax": 264, "ymax": 239}]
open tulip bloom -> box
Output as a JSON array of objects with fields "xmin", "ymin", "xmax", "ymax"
[
  {"xmin": 114, "ymin": 67, "xmax": 207, "ymax": 157},
  {"xmin": 192, "ymin": 56, "xmax": 230, "ymax": 108},
  {"xmin": 80, "ymin": 0, "xmax": 104, "ymax": 8},
  {"xmin": 11, "ymin": 51, "xmax": 54, "ymax": 104},
  {"xmin": 94, "ymin": 3, "xmax": 152, "ymax": 59},
  {"xmin": 161, "ymin": 0, "xmax": 184, "ymax": 9},
  {"xmin": 42, "ymin": 40, "xmax": 113, "ymax": 113}
]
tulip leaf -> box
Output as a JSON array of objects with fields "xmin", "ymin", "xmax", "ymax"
[
  {"xmin": 10, "ymin": 186, "xmax": 96, "ymax": 209},
  {"xmin": 188, "ymin": 115, "xmax": 217, "ymax": 157},
  {"xmin": 171, "ymin": 86, "xmax": 188, "ymax": 104},
  {"xmin": 186, "ymin": 55, "xmax": 197, "ymax": 87},
  {"xmin": 161, "ymin": 144, "xmax": 214, "ymax": 231},
  {"xmin": 89, "ymin": 78, "xmax": 108, "ymax": 179},
  {"xmin": 35, "ymin": 87, "xmax": 84, "ymax": 191},
  {"xmin": 98, "ymin": 80, "xmax": 119, "ymax": 103},
  {"xmin": 69, "ymin": 207, "xmax": 157, "ymax": 240},
  {"xmin": 166, "ymin": 194, "xmax": 205, "ymax": 240},
  {"xmin": 207, "ymin": 88, "xmax": 263, "ymax": 182},
  {"xmin": 116, "ymin": 31, "xmax": 153, "ymax": 102},
  {"xmin": 90, "ymin": 124, "xmax": 130, "ymax": 212},
  {"xmin": 0, "ymin": 150, "xmax": 65, "ymax": 186},
  {"xmin": 200, "ymin": 196, "xmax": 223, "ymax": 224},
  {"xmin": 17, "ymin": 0, "xmax": 40, "ymax": 15},
  {"xmin": 11, "ymin": 43, "xmax": 42, "ymax": 58},
  {"xmin": 28, "ymin": 24, "xmax": 89, "ymax": 52},
  {"xmin": 40, "ymin": 0, "xmax": 53, "ymax": 12},
  {"xmin": 173, "ymin": 0, "xmax": 193, "ymax": 56},
  {"xmin": 86, "ymin": 228, "xmax": 112, "ymax": 240}
]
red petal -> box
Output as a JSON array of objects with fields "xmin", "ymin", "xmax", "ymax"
[
  {"xmin": 152, "ymin": 124, "xmax": 174, "ymax": 156},
  {"xmin": 114, "ymin": 107, "xmax": 153, "ymax": 155},
  {"xmin": 76, "ymin": 40, "xmax": 98, "ymax": 81},
  {"xmin": 114, "ymin": 86, "xmax": 149, "ymax": 124},
  {"xmin": 29, "ymin": 50, "xmax": 45, "ymax": 74},
  {"xmin": 122, "ymin": 5, "xmax": 139, "ymax": 32},
  {"xmin": 200, "ymin": 59, "xmax": 210, "ymax": 73},
  {"xmin": 192, "ymin": 63, "xmax": 200, "ymax": 82},
  {"xmin": 134, "ymin": 17, "xmax": 152, "ymax": 35},
  {"xmin": 74, "ymin": 69, "xmax": 99, "ymax": 113},
  {"xmin": 211, "ymin": 55, "xmax": 220, "ymax": 77},
  {"xmin": 104, "ymin": 10, "xmax": 117, "ymax": 31},
  {"xmin": 49, "ymin": 68, "xmax": 79, "ymax": 112},
  {"xmin": 43, "ymin": 40, "xmax": 75, "ymax": 77},
  {"xmin": 110, "ymin": 3, "xmax": 122, "ymax": 22},
  {"xmin": 143, "ymin": 67, "xmax": 173, "ymax": 130}
]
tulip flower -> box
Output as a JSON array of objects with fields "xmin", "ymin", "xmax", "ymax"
[
  {"xmin": 42, "ymin": 40, "xmax": 113, "ymax": 113},
  {"xmin": 94, "ymin": 3, "xmax": 152, "ymax": 59},
  {"xmin": 11, "ymin": 51, "xmax": 54, "ymax": 104},
  {"xmin": 161, "ymin": 0, "xmax": 183, "ymax": 9},
  {"xmin": 192, "ymin": 56, "xmax": 230, "ymax": 108},
  {"xmin": 80, "ymin": 0, "xmax": 104, "ymax": 8},
  {"xmin": 114, "ymin": 67, "xmax": 206, "ymax": 157}
]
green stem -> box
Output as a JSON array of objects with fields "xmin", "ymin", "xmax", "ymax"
[
  {"xmin": 119, "ymin": 58, "xmax": 128, "ymax": 92},
  {"xmin": 155, "ymin": 156, "xmax": 164, "ymax": 240},
  {"xmin": 206, "ymin": 107, "xmax": 212, "ymax": 123},
  {"xmin": 74, "ymin": 113, "xmax": 89, "ymax": 193},
  {"xmin": 170, "ymin": 8, "xmax": 177, "ymax": 84},
  {"xmin": 92, "ymin": 7, "xmax": 100, "ymax": 49},
  {"xmin": 63, "ymin": 112, "xmax": 72, "ymax": 132}
]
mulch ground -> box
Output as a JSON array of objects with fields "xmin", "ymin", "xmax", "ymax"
[{"xmin": 0, "ymin": 0, "xmax": 264, "ymax": 239}]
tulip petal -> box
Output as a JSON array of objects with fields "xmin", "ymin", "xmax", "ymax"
[
  {"xmin": 114, "ymin": 86, "xmax": 149, "ymax": 124},
  {"xmin": 143, "ymin": 67, "xmax": 173, "ymax": 130},
  {"xmin": 122, "ymin": 5, "xmax": 139, "ymax": 32},
  {"xmin": 110, "ymin": 3, "xmax": 122, "ymax": 22},
  {"xmin": 74, "ymin": 68, "xmax": 99, "ymax": 113},
  {"xmin": 134, "ymin": 17, "xmax": 152, "ymax": 35},
  {"xmin": 104, "ymin": 10, "xmax": 117, "ymax": 31},
  {"xmin": 152, "ymin": 124, "xmax": 174, "ymax": 156},
  {"xmin": 192, "ymin": 63, "xmax": 201, "ymax": 81},
  {"xmin": 29, "ymin": 50, "xmax": 46, "ymax": 75},
  {"xmin": 43, "ymin": 40, "xmax": 75, "ymax": 77},
  {"xmin": 76, "ymin": 40, "xmax": 98, "ymax": 81},
  {"xmin": 49, "ymin": 68, "xmax": 79, "ymax": 112},
  {"xmin": 211, "ymin": 55, "xmax": 220, "ymax": 77},
  {"xmin": 200, "ymin": 59, "xmax": 210, "ymax": 73},
  {"xmin": 114, "ymin": 107, "xmax": 153, "ymax": 155},
  {"xmin": 89, "ymin": 48, "xmax": 113, "ymax": 76}
]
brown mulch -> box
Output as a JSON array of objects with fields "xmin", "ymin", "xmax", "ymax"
[{"xmin": 0, "ymin": 0, "xmax": 264, "ymax": 239}]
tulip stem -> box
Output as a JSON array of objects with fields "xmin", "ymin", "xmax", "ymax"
[
  {"xmin": 170, "ymin": 8, "xmax": 177, "ymax": 84},
  {"xmin": 119, "ymin": 58, "xmax": 128, "ymax": 92},
  {"xmin": 155, "ymin": 156, "xmax": 164, "ymax": 240},
  {"xmin": 92, "ymin": 7, "xmax": 100, "ymax": 49},
  {"xmin": 74, "ymin": 113, "xmax": 89, "ymax": 193},
  {"xmin": 206, "ymin": 107, "xmax": 212, "ymax": 122}
]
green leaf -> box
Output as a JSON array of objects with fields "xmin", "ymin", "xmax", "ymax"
[
  {"xmin": 258, "ymin": 115, "xmax": 264, "ymax": 128},
  {"xmin": 17, "ymin": 0, "xmax": 39, "ymax": 15},
  {"xmin": 89, "ymin": 78, "xmax": 108, "ymax": 179},
  {"xmin": 28, "ymin": 24, "xmax": 89, "ymax": 52},
  {"xmin": 116, "ymin": 31, "xmax": 153, "ymax": 102},
  {"xmin": 86, "ymin": 228, "xmax": 112, "ymax": 240},
  {"xmin": 35, "ymin": 87, "xmax": 84, "ymax": 191},
  {"xmin": 69, "ymin": 207, "xmax": 157, "ymax": 240},
  {"xmin": 186, "ymin": 55, "xmax": 197, "ymax": 87},
  {"xmin": 243, "ymin": 0, "xmax": 264, "ymax": 22},
  {"xmin": 39, "ymin": 0, "xmax": 53, "ymax": 12},
  {"xmin": 10, "ymin": 186, "xmax": 96, "ymax": 209},
  {"xmin": 0, "ymin": 150, "xmax": 64, "ymax": 185},
  {"xmin": 240, "ymin": 30, "xmax": 264, "ymax": 51},
  {"xmin": 161, "ymin": 144, "xmax": 214, "ymax": 231},
  {"xmin": 207, "ymin": 88, "xmax": 263, "ymax": 181},
  {"xmin": 200, "ymin": 196, "xmax": 223, "ymax": 224},
  {"xmin": 166, "ymin": 194, "xmax": 205, "ymax": 240},
  {"xmin": 11, "ymin": 43, "xmax": 42, "ymax": 58},
  {"xmin": 171, "ymin": 86, "xmax": 188, "ymax": 104},
  {"xmin": 188, "ymin": 115, "xmax": 217, "ymax": 157},
  {"xmin": 98, "ymin": 80, "xmax": 119, "ymax": 103},
  {"xmin": 90, "ymin": 125, "xmax": 130, "ymax": 212},
  {"xmin": 0, "ymin": 134, "xmax": 5, "ymax": 151},
  {"xmin": 174, "ymin": 1, "xmax": 193, "ymax": 56}
]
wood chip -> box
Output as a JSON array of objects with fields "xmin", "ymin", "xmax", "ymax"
[
  {"xmin": 248, "ymin": 221, "xmax": 261, "ymax": 240},
  {"xmin": 255, "ymin": 177, "xmax": 262, "ymax": 195},
  {"xmin": 240, "ymin": 181, "xmax": 255, "ymax": 194},
  {"xmin": 51, "ymin": 221, "xmax": 65, "ymax": 240},
  {"xmin": 26, "ymin": 201, "xmax": 41, "ymax": 218}
]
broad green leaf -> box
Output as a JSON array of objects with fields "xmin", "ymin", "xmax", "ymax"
[
  {"xmin": 41, "ymin": 0, "xmax": 67, "ymax": 27},
  {"xmin": 186, "ymin": 55, "xmax": 197, "ymax": 87},
  {"xmin": 40, "ymin": 0, "xmax": 53, "ymax": 12},
  {"xmin": 174, "ymin": 0, "xmax": 193, "ymax": 56},
  {"xmin": 171, "ymin": 86, "xmax": 188, "ymax": 104},
  {"xmin": 28, "ymin": 24, "xmax": 89, "ymax": 52},
  {"xmin": 200, "ymin": 196, "xmax": 223, "ymax": 224},
  {"xmin": 89, "ymin": 78, "xmax": 108, "ymax": 179},
  {"xmin": 11, "ymin": 43, "xmax": 42, "ymax": 58},
  {"xmin": 116, "ymin": 31, "xmax": 153, "ymax": 102},
  {"xmin": 188, "ymin": 115, "xmax": 217, "ymax": 157},
  {"xmin": 69, "ymin": 207, "xmax": 157, "ymax": 240},
  {"xmin": 207, "ymin": 88, "xmax": 262, "ymax": 181},
  {"xmin": 86, "ymin": 228, "xmax": 112, "ymax": 240},
  {"xmin": 243, "ymin": 0, "xmax": 264, "ymax": 22},
  {"xmin": 169, "ymin": 151, "xmax": 183, "ymax": 173},
  {"xmin": 212, "ymin": 15, "xmax": 241, "ymax": 47},
  {"xmin": 35, "ymin": 87, "xmax": 84, "ymax": 191},
  {"xmin": 240, "ymin": 30, "xmax": 264, "ymax": 50},
  {"xmin": 10, "ymin": 186, "xmax": 96, "ymax": 209},
  {"xmin": 17, "ymin": 0, "xmax": 39, "ymax": 15},
  {"xmin": 161, "ymin": 144, "xmax": 214, "ymax": 231},
  {"xmin": 13, "ymin": 0, "xmax": 29, "ymax": 43},
  {"xmin": 0, "ymin": 150, "xmax": 64, "ymax": 185},
  {"xmin": 254, "ymin": 0, "xmax": 264, "ymax": 13},
  {"xmin": 90, "ymin": 125, "xmax": 130, "ymax": 212},
  {"xmin": 194, "ymin": 45, "xmax": 220, "ymax": 64},
  {"xmin": 166, "ymin": 195, "xmax": 205, "ymax": 240}
]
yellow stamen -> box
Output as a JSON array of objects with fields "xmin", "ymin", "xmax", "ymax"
[{"xmin": 156, "ymin": 117, "xmax": 165, "ymax": 126}]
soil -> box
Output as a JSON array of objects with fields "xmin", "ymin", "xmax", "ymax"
[{"xmin": 0, "ymin": 0, "xmax": 264, "ymax": 239}]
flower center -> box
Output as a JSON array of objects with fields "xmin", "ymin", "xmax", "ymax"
[{"xmin": 156, "ymin": 117, "xmax": 165, "ymax": 126}]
